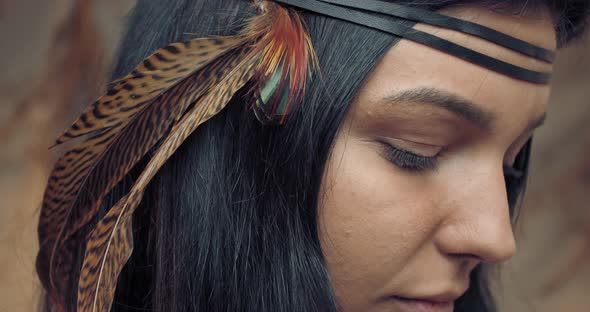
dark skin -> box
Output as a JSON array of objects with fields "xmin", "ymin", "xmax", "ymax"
[{"xmin": 318, "ymin": 5, "xmax": 555, "ymax": 312}]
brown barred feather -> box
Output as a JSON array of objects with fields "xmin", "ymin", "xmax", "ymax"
[
  {"xmin": 37, "ymin": 36, "xmax": 247, "ymax": 305},
  {"xmin": 77, "ymin": 47, "xmax": 260, "ymax": 312},
  {"xmin": 53, "ymin": 36, "xmax": 242, "ymax": 145}
]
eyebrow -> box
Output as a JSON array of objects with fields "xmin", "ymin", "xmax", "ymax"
[{"xmin": 381, "ymin": 87, "xmax": 546, "ymax": 132}]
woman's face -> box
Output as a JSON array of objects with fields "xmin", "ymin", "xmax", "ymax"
[{"xmin": 318, "ymin": 5, "xmax": 556, "ymax": 312}]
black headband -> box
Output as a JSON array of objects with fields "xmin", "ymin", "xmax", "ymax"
[{"xmin": 274, "ymin": 0, "xmax": 554, "ymax": 84}]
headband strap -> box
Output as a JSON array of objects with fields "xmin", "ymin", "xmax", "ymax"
[
  {"xmin": 274, "ymin": 0, "xmax": 553, "ymax": 84},
  {"xmin": 319, "ymin": 0, "xmax": 555, "ymax": 62}
]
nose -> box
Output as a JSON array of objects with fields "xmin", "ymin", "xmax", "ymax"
[{"xmin": 434, "ymin": 164, "xmax": 517, "ymax": 263}]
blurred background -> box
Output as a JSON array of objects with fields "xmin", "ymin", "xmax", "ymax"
[{"xmin": 0, "ymin": 0, "xmax": 588, "ymax": 311}]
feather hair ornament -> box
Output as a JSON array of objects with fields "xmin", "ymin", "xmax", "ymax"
[{"xmin": 36, "ymin": 1, "xmax": 318, "ymax": 311}]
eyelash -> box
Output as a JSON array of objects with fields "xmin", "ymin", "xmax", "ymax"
[
  {"xmin": 379, "ymin": 142, "xmax": 528, "ymax": 175},
  {"xmin": 380, "ymin": 142, "xmax": 439, "ymax": 172}
]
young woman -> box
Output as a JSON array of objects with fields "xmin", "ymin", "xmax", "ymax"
[{"xmin": 37, "ymin": 0, "xmax": 589, "ymax": 311}]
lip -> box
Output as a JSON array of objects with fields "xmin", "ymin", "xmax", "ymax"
[
  {"xmin": 389, "ymin": 287, "xmax": 467, "ymax": 312},
  {"xmin": 392, "ymin": 296, "xmax": 454, "ymax": 312}
]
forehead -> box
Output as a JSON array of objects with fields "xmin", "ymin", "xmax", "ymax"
[{"xmin": 354, "ymin": 5, "xmax": 556, "ymax": 135}]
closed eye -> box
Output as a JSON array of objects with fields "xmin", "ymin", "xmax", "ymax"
[{"xmin": 379, "ymin": 142, "xmax": 439, "ymax": 172}]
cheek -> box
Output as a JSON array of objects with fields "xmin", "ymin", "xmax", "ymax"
[{"xmin": 318, "ymin": 133, "xmax": 444, "ymax": 303}]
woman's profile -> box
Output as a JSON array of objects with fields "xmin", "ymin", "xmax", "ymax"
[{"xmin": 36, "ymin": 0, "xmax": 589, "ymax": 311}]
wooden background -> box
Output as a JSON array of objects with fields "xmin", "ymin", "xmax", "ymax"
[{"xmin": 0, "ymin": 1, "xmax": 588, "ymax": 311}]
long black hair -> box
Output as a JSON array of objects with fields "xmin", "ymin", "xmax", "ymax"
[{"xmin": 42, "ymin": 0, "xmax": 589, "ymax": 311}]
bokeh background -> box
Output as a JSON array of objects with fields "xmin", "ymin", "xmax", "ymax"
[{"xmin": 0, "ymin": 1, "xmax": 588, "ymax": 311}]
